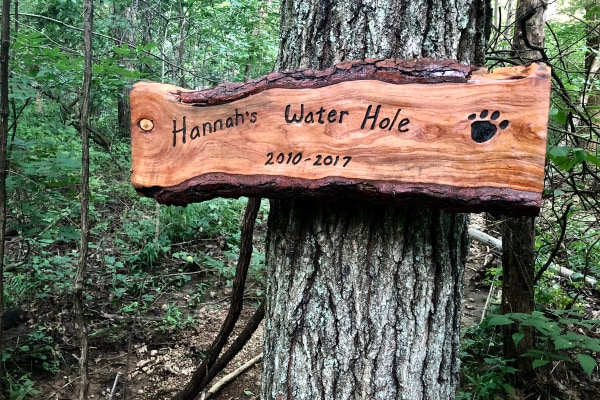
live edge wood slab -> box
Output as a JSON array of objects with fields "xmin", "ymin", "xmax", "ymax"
[{"xmin": 130, "ymin": 59, "xmax": 551, "ymax": 215}]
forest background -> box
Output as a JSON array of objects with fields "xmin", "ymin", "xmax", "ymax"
[{"xmin": 0, "ymin": 0, "xmax": 599, "ymax": 399}]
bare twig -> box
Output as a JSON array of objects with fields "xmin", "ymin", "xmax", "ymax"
[
  {"xmin": 533, "ymin": 203, "xmax": 571, "ymax": 284},
  {"xmin": 468, "ymin": 227, "xmax": 502, "ymax": 253},
  {"xmin": 468, "ymin": 226, "xmax": 598, "ymax": 288},
  {"xmin": 205, "ymin": 353, "xmax": 263, "ymax": 399},
  {"xmin": 108, "ymin": 373, "xmax": 121, "ymax": 400},
  {"xmin": 173, "ymin": 198, "xmax": 262, "ymax": 400}
]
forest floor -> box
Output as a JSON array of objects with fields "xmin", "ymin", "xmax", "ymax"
[{"xmin": 4, "ymin": 214, "xmax": 599, "ymax": 400}]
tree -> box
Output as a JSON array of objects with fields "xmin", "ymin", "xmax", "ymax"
[
  {"xmin": 262, "ymin": 1, "xmax": 491, "ymax": 398},
  {"xmin": 582, "ymin": 0, "xmax": 599, "ymax": 154},
  {"xmin": 500, "ymin": 0, "xmax": 547, "ymax": 381},
  {"xmin": 0, "ymin": 0, "xmax": 10, "ymax": 390},
  {"xmin": 73, "ymin": 0, "xmax": 93, "ymax": 397}
]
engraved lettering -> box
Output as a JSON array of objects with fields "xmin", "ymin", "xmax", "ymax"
[
  {"xmin": 362, "ymin": 105, "xmax": 410, "ymax": 132},
  {"xmin": 285, "ymin": 104, "xmax": 349, "ymax": 124},
  {"xmin": 398, "ymin": 118, "xmax": 410, "ymax": 132},
  {"xmin": 265, "ymin": 152, "xmax": 351, "ymax": 168},
  {"xmin": 327, "ymin": 109, "xmax": 337, "ymax": 123},
  {"xmin": 203, "ymin": 121, "xmax": 212, "ymax": 136},
  {"xmin": 361, "ymin": 104, "xmax": 381, "ymax": 130},
  {"xmin": 170, "ymin": 108, "xmax": 258, "ymax": 147},
  {"xmin": 285, "ymin": 104, "xmax": 304, "ymax": 123},
  {"xmin": 172, "ymin": 116, "xmax": 186, "ymax": 147},
  {"xmin": 190, "ymin": 125, "xmax": 201, "ymax": 140}
]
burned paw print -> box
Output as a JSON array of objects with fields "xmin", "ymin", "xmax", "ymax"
[{"xmin": 468, "ymin": 110, "xmax": 509, "ymax": 143}]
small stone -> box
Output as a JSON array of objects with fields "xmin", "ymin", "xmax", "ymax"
[{"xmin": 137, "ymin": 359, "xmax": 151, "ymax": 368}]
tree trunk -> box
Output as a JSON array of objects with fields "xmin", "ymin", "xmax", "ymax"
[
  {"xmin": 583, "ymin": 1, "xmax": 599, "ymax": 154},
  {"xmin": 501, "ymin": 0, "xmax": 547, "ymax": 381},
  {"xmin": 0, "ymin": 0, "xmax": 11, "ymax": 391},
  {"xmin": 262, "ymin": 1, "xmax": 490, "ymax": 398},
  {"xmin": 74, "ymin": 0, "xmax": 93, "ymax": 397},
  {"xmin": 115, "ymin": 3, "xmax": 137, "ymax": 136},
  {"xmin": 512, "ymin": 0, "xmax": 546, "ymax": 61},
  {"xmin": 264, "ymin": 201, "xmax": 469, "ymax": 399},
  {"xmin": 500, "ymin": 215, "xmax": 536, "ymax": 378},
  {"xmin": 177, "ymin": 0, "xmax": 186, "ymax": 88}
]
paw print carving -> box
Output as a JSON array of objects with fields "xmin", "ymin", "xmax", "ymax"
[{"xmin": 468, "ymin": 110, "xmax": 509, "ymax": 143}]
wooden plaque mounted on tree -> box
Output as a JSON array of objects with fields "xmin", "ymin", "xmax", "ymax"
[{"xmin": 130, "ymin": 59, "xmax": 551, "ymax": 215}]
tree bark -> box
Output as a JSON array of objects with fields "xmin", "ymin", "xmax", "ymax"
[
  {"xmin": 500, "ymin": 0, "xmax": 547, "ymax": 381},
  {"xmin": 500, "ymin": 215, "xmax": 535, "ymax": 378},
  {"xmin": 264, "ymin": 201, "xmax": 469, "ymax": 399},
  {"xmin": 0, "ymin": 0, "xmax": 11, "ymax": 391},
  {"xmin": 115, "ymin": 2, "xmax": 137, "ymax": 136},
  {"xmin": 512, "ymin": 0, "xmax": 546, "ymax": 61},
  {"xmin": 74, "ymin": 0, "xmax": 93, "ymax": 398},
  {"xmin": 582, "ymin": 1, "xmax": 599, "ymax": 154},
  {"xmin": 262, "ymin": 0, "xmax": 491, "ymax": 398}
]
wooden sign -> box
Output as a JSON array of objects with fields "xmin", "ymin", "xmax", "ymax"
[{"xmin": 130, "ymin": 59, "xmax": 551, "ymax": 215}]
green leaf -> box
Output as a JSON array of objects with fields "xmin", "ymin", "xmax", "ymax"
[
  {"xmin": 584, "ymin": 6, "xmax": 600, "ymax": 19},
  {"xmin": 502, "ymin": 383, "xmax": 515, "ymax": 395},
  {"xmin": 553, "ymin": 336, "xmax": 574, "ymax": 350},
  {"xmin": 113, "ymin": 43, "xmax": 131, "ymax": 56},
  {"xmin": 548, "ymin": 146, "xmax": 600, "ymax": 171},
  {"xmin": 549, "ymin": 108, "xmax": 567, "ymax": 124},
  {"xmin": 512, "ymin": 331, "xmax": 524, "ymax": 347},
  {"xmin": 576, "ymin": 354, "xmax": 596, "ymax": 376},
  {"xmin": 487, "ymin": 314, "xmax": 514, "ymax": 326},
  {"xmin": 532, "ymin": 359, "xmax": 550, "ymax": 369}
]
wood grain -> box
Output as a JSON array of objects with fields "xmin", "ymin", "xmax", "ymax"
[{"xmin": 130, "ymin": 59, "xmax": 551, "ymax": 215}]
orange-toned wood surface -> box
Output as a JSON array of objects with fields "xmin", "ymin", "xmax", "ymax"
[{"xmin": 130, "ymin": 60, "xmax": 551, "ymax": 215}]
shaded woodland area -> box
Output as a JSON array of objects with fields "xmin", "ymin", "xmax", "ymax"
[{"xmin": 0, "ymin": 0, "xmax": 599, "ymax": 399}]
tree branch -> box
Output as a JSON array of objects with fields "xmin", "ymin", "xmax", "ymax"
[{"xmin": 173, "ymin": 198, "xmax": 262, "ymax": 400}]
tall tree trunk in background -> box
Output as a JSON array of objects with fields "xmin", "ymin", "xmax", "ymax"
[
  {"xmin": 74, "ymin": 0, "xmax": 93, "ymax": 398},
  {"xmin": 501, "ymin": 0, "xmax": 547, "ymax": 383},
  {"xmin": 0, "ymin": 0, "xmax": 11, "ymax": 390},
  {"xmin": 513, "ymin": 0, "xmax": 546, "ymax": 62},
  {"xmin": 262, "ymin": 1, "xmax": 490, "ymax": 399},
  {"xmin": 583, "ymin": 1, "xmax": 599, "ymax": 154},
  {"xmin": 177, "ymin": 0, "xmax": 186, "ymax": 88},
  {"xmin": 115, "ymin": 2, "xmax": 137, "ymax": 136},
  {"xmin": 9, "ymin": 0, "xmax": 17, "ymax": 142},
  {"xmin": 504, "ymin": 0, "xmax": 516, "ymax": 47},
  {"xmin": 500, "ymin": 215, "xmax": 536, "ymax": 377}
]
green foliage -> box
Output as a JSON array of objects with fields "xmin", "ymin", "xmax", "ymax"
[
  {"xmin": 3, "ymin": 326, "xmax": 60, "ymax": 377},
  {"xmin": 459, "ymin": 324, "xmax": 515, "ymax": 399},
  {"xmin": 158, "ymin": 303, "xmax": 195, "ymax": 332},
  {"xmin": 487, "ymin": 311, "xmax": 600, "ymax": 376},
  {"xmin": 1, "ymin": 0, "xmax": 279, "ymax": 395},
  {"xmin": 547, "ymin": 145, "xmax": 600, "ymax": 171},
  {"xmin": 535, "ymin": 206, "xmax": 600, "ymax": 306},
  {"xmin": 2, "ymin": 373, "xmax": 40, "ymax": 400}
]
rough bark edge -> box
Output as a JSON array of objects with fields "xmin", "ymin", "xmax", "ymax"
[
  {"xmin": 175, "ymin": 58, "xmax": 475, "ymax": 106},
  {"xmin": 135, "ymin": 173, "xmax": 541, "ymax": 216}
]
